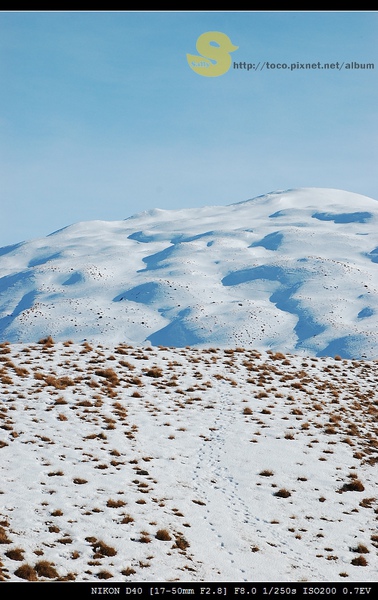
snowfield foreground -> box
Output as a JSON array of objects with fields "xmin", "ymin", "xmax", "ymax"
[{"xmin": 0, "ymin": 339, "xmax": 377, "ymax": 583}]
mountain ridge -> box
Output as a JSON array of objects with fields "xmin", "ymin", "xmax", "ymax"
[{"xmin": 0, "ymin": 187, "xmax": 377, "ymax": 358}]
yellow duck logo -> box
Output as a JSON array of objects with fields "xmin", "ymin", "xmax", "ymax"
[{"xmin": 187, "ymin": 31, "xmax": 238, "ymax": 77}]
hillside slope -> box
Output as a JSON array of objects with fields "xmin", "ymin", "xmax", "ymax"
[
  {"xmin": 1, "ymin": 340, "xmax": 377, "ymax": 582},
  {"xmin": 0, "ymin": 188, "xmax": 378, "ymax": 358}
]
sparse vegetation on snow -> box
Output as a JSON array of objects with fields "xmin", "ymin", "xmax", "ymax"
[{"xmin": 0, "ymin": 340, "xmax": 377, "ymax": 582}]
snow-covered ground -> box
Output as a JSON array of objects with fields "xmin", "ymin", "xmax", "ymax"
[
  {"xmin": 1, "ymin": 339, "xmax": 377, "ymax": 582},
  {"xmin": 1, "ymin": 187, "xmax": 378, "ymax": 359}
]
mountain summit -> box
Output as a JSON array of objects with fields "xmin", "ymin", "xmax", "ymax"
[{"xmin": 1, "ymin": 188, "xmax": 377, "ymax": 358}]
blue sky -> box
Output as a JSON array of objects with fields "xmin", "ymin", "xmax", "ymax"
[{"xmin": 1, "ymin": 10, "xmax": 377, "ymax": 246}]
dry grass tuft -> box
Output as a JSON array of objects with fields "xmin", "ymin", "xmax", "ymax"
[
  {"xmin": 92, "ymin": 540, "xmax": 117, "ymax": 557},
  {"xmin": 38, "ymin": 336, "xmax": 54, "ymax": 347},
  {"xmin": 138, "ymin": 535, "xmax": 152, "ymax": 544},
  {"xmin": 57, "ymin": 537, "xmax": 73, "ymax": 545},
  {"xmin": 351, "ymin": 555, "xmax": 368, "ymax": 566},
  {"xmin": 145, "ymin": 367, "xmax": 163, "ymax": 378},
  {"xmin": 121, "ymin": 515, "xmax": 134, "ymax": 524},
  {"xmin": 95, "ymin": 368, "xmax": 120, "ymax": 386},
  {"xmin": 14, "ymin": 563, "xmax": 38, "ymax": 581},
  {"xmin": 122, "ymin": 566, "xmax": 136, "ymax": 576},
  {"xmin": 339, "ymin": 480, "xmax": 365, "ymax": 493},
  {"xmin": 97, "ymin": 570, "xmax": 113, "ymax": 579},
  {"xmin": 359, "ymin": 497, "xmax": 376, "ymax": 508},
  {"xmin": 48, "ymin": 470, "xmax": 64, "ymax": 477},
  {"xmin": 156, "ymin": 529, "xmax": 172, "ymax": 541},
  {"xmin": 106, "ymin": 499, "xmax": 126, "ymax": 508},
  {"xmin": 174, "ymin": 535, "xmax": 190, "ymax": 551},
  {"xmin": 5, "ymin": 547, "xmax": 24, "ymax": 561},
  {"xmin": 351, "ymin": 544, "xmax": 369, "ymax": 554},
  {"xmin": 35, "ymin": 560, "xmax": 59, "ymax": 579},
  {"xmin": 274, "ymin": 488, "xmax": 292, "ymax": 498},
  {"xmin": 0, "ymin": 526, "xmax": 12, "ymax": 544}
]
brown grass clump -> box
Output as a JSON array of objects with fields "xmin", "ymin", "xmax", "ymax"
[
  {"xmin": 35, "ymin": 373, "xmax": 75, "ymax": 389},
  {"xmin": 35, "ymin": 560, "xmax": 59, "ymax": 579},
  {"xmin": 38, "ymin": 336, "xmax": 54, "ymax": 347},
  {"xmin": 92, "ymin": 540, "xmax": 117, "ymax": 557},
  {"xmin": 122, "ymin": 567, "xmax": 136, "ymax": 576},
  {"xmin": 60, "ymin": 572, "xmax": 77, "ymax": 581},
  {"xmin": 0, "ymin": 526, "xmax": 12, "ymax": 544},
  {"xmin": 138, "ymin": 535, "xmax": 152, "ymax": 544},
  {"xmin": 145, "ymin": 367, "xmax": 163, "ymax": 378},
  {"xmin": 259, "ymin": 469, "xmax": 274, "ymax": 477},
  {"xmin": 156, "ymin": 529, "xmax": 172, "ymax": 541},
  {"xmin": 351, "ymin": 544, "xmax": 369, "ymax": 554},
  {"xmin": 359, "ymin": 497, "xmax": 376, "ymax": 508},
  {"xmin": 48, "ymin": 525, "xmax": 60, "ymax": 533},
  {"xmin": 339, "ymin": 479, "xmax": 365, "ymax": 493},
  {"xmin": 121, "ymin": 515, "xmax": 134, "ymax": 524},
  {"xmin": 243, "ymin": 407, "xmax": 253, "ymax": 415},
  {"xmin": 57, "ymin": 537, "xmax": 72, "ymax": 545},
  {"xmin": 48, "ymin": 470, "xmax": 64, "ymax": 477},
  {"xmin": 97, "ymin": 570, "xmax": 113, "ymax": 579},
  {"xmin": 351, "ymin": 555, "xmax": 368, "ymax": 566},
  {"xmin": 324, "ymin": 426, "xmax": 337, "ymax": 435},
  {"xmin": 118, "ymin": 360, "xmax": 135, "ymax": 370},
  {"xmin": 106, "ymin": 499, "xmax": 126, "ymax": 508},
  {"xmin": 5, "ymin": 547, "xmax": 24, "ymax": 561},
  {"xmin": 13, "ymin": 366, "xmax": 29, "ymax": 377},
  {"xmin": 274, "ymin": 488, "xmax": 292, "ymax": 498},
  {"xmin": 95, "ymin": 368, "xmax": 120, "ymax": 386},
  {"xmin": 14, "ymin": 563, "xmax": 38, "ymax": 581},
  {"xmin": 54, "ymin": 396, "xmax": 67, "ymax": 405},
  {"xmin": 174, "ymin": 535, "xmax": 190, "ymax": 551}
]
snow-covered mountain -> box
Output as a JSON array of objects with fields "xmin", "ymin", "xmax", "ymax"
[{"xmin": 1, "ymin": 188, "xmax": 377, "ymax": 359}]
